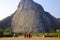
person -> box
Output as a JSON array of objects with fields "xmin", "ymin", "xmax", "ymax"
[
  {"xmin": 29, "ymin": 33, "xmax": 32, "ymax": 38},
  {"xmin": 13, "ymin": 33, "xmax": 16, "ymax": 37},
  {"xmin": 13, "ymin": 33, "xmax": 18, "ymax": 37},
  {"xmin": 24, "ymin": 33, "xmax": 26, "ymax": 38},
  {"xmin": 24, "ymin": 32, "xmax": 32, "ymax": 38}
]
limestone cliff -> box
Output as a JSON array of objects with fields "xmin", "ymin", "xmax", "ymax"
[{"xmin": 11, "ymin": 0, "xmax": 60, "ymax": 33}]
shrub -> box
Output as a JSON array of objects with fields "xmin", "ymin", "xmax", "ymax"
[
  {"xmin": 3, "ymin": 27, "xmax": 13, "ymax": 37},
  {"xmin": 44, "ymin": 33, "xmax": 58, "ymax": 37},
  {"xmin": 16, "ymin": 32, "xmax": 26, "ymax": 36},
  {"xmin": 56, "ymin": 29, "xmax": 60, "ymax": 38},
  {"xmin": 3, "ymin": 32, "xmax": 13, "ymax": 37},
  {"xmin": 0, "ymin": 29, "xmax": 3, "ymax": 37},
  {"xmin": 32, "ymin": 33, "xmax": 43, "ymax": 37}
]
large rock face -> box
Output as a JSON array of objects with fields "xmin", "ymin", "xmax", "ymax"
[
  {"xmin": 11, "ymin": 0, "xmax": 60, "ymax": 33},
  {"xmin": 0, "ymin": 13, "xmax": 15, "ymax": 30},
  {"xmin": 58, "ymin": 18, "xmax": 60, "ymax": 23}
]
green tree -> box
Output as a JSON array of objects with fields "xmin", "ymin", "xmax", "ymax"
[
  {"xmin": 5, "ymin": 27, "xmax": 11, "ymax": 32},
  {"xmin": 0, "ymin": 29, "xmax": 3, "ymax": 37},
  {"xmin": 4, "ymin": 27, "xmax": 13, "ymax": 37},
  {"xmin": 56, "ymin": 29, "xmax": 60, "ymax": 38}
]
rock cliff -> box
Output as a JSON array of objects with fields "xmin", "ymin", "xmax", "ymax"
[
  {"xmin": 11, "ymin": 0, "xmax": 60, "ymax": 33},
  {"xmin": 0, "ymin": 0, "xmax": 60, "ymax": 33}
]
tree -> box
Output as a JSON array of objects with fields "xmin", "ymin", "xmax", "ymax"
[
  {"xmin": 56, "ymin": 29, "xmax": 60, "ymax": 38},
  {"xmin": 5, "ymin": 27, "xmax": 11, "ymax": 32},
  {"xmin": 4, "ymin": 27, "xmax": 13, "ymax": 37},
  {"xmin": 0, "ymin": 29, "xmax": 3, "ymax": 37}
]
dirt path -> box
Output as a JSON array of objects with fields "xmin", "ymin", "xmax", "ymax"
[{"xmin": 0, "ymin": 37, "xmax": 60, "ymax": 40}]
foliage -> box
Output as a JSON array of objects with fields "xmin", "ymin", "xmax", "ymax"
[
  {"xmin": 32, "ymin": 33, "xmax": 43, "ymax": 37},
  {"xmin": 0, "ymin": 29, "xmax": 3, "ymax": 37},
  {"xmin": 16, "ymin": 32, "xmax": 27, "ymax": 36},
  {"xmin": 5, "ymin": 27, "xmax": 11, "ymax": 32},
  {"xmin": 3, "ymin": 32, "xmax": 13, "ymax": 37},
  {"xmin": 44, "ymin": 33, "xmax": 58, "ymax": 37},
  {"xmin": 3, "ymin": 27, "xmax": 13, "ymax": 37},
  {"xmin": 56, "ymin": 29, "xmax": 60, "ymax": 38}
]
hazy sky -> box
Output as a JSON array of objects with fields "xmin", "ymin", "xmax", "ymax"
[{"xmin": 0, "ymin": 0, "xmax": 60, "ymax": 20}]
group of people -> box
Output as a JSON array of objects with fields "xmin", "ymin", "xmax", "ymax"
[
  {"xmin": 24, "ymin": 33, "xmax": 32, "ymax": 38},
  {"xmin": 13, "ymin": 32, "xmax": 32, "ymax": 38}
]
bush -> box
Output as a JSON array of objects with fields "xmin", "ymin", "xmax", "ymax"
[
  {"xmin": 3, "ymin": 27, "xmax": 13, "ymax": 37},
  {"xmin": 44, "ymin": 33, "xmax": 58, "ymax": 37},
  {"xmin": 0, "ymin": 29, "xmax": 3, "ymax": 37},
  {"xmin": 32, "ymin": 33, "xmax": 43, "ymax": 37},
  {"xmin": 16, "ymin": 32, "xmax": 26, "ymax": 36},
  {"xmin": 3, "ymin": 32, "xmax": 13, "ymax": 37},
  {"xmin": 56, "ymin": 29, "xmax": 60, "ymax": 38}
]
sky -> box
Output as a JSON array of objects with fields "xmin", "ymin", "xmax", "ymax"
[{"xmin": 0, "ymin": 0, "xmax": 60, "ymax": 20}]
